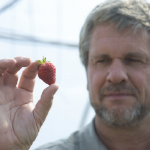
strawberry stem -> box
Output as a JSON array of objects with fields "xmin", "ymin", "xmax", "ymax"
[{"xmin": 37, "ymin": 56, "xmax": 50, "ymax": 67}]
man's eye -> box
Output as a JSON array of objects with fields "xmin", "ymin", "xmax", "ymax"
[
  {"xmin": 126, "ymin": 58, "xmax": 141, "ymax": 64},
  {"xmin": 97, "ymin": 59, "xmax": 108, "ymax": 63},
  {"xmin": 128, "ymin": 58, "xmax": 140, "ymax": 62}
]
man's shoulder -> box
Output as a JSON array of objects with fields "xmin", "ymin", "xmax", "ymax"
[
  {"xmin": 33, "ymin": 119, "xmax": 108, "ymax": 150},
  {"xmin": 34, "ymin": 131, "xmax": 80, "ymax": 150}
]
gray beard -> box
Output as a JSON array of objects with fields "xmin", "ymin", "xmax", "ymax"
[
  {"xmin": 94, "ymin": 102, "xmax": 150, "ymax": 127},
  {"xmin": 91, "ymin": 83, "xmax": 150, "ymax": 127}
]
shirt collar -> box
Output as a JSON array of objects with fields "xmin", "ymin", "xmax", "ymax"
[{"xmin": 78, "ymin": 118, "xmax": 108, "ymax": 150}]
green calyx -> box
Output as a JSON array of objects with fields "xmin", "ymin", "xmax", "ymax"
[{"xmin": 37, "ymin": 57, "xmax": 50, "ymax": 66}]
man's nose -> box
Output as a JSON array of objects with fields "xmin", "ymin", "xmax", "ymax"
[{"xmin": 106, "ymin": 59, "xmax": 128, "ymax": 84}]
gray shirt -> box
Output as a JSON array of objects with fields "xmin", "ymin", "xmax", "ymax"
[{"xmin": 34, "ymin": 119, "xmax": 108, "ymax": 150}]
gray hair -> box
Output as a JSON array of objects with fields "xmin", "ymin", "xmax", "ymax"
[{"xmin": 79, "ymin": 0, "xmax": 150, "ymax": 69}]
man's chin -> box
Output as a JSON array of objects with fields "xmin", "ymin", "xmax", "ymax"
[{"xmin": 95, "ymin": 103, "xmax": 150, "ymax": 127}]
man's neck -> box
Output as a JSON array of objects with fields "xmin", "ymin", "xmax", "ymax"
[{"xmin": 95, "ymin": 115, "xmax": 150, "ymax": 150}]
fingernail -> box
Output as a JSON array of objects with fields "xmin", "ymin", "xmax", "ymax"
[
  {"xmin": 20, "ymin": 57, "xmax": 27, "ymax": 60},
  {"xmin": 53, "ymin": 84, "xmax": 59, "ymax": 95},
  {"xmin": 4, "ymin": 59, "xmax": 10, "ymax": 62}
]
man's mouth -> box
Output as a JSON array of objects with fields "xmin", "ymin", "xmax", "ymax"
[{"xmin": 104, "ymin": 92, "xmax": 134, "ymax": 100}]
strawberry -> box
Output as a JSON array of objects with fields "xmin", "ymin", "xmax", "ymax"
[{"xmin": 38, "ymin": 57, "xmax": 56, "ymax": 85}]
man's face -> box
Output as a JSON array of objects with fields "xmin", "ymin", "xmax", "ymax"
[{"xmin": 87, "ymin": 24, "xmax": 150, "ymax": 127}]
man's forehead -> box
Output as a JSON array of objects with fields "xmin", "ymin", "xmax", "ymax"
[
  {"xmin": 91, "ymin": 23, "xmax": 149, "ymax": 41},
  {"xmin": 89, "ymin": 23, "xmax": 150, "ymax": 59}
]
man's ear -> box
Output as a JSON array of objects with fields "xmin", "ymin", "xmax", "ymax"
[{"xmin": 87, "ymin": 82, "xmax": 89, "ymax": 91}]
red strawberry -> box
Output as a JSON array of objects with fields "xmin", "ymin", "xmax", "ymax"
[{"xmin": 38, "ymin": 57, "xmax": 56, "ymax": 85}]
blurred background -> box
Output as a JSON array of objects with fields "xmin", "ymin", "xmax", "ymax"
[{"xmin": 0, "ymin": 0, "xmax": 140, "ymax": 149}]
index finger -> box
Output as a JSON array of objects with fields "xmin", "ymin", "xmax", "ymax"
[{"xmin": 18, "ymin": 60, "xmax": 39, "ymax": 92}]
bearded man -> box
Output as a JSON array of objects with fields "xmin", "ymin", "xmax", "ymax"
[{"xmin": 0, "ymin": 0, "xmax": 150, "ymax": 150}]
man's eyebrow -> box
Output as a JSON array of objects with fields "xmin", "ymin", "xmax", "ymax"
[
  {"xmin": 93, "ymin": 54, "xmax": 109, "ymax": 59},
  {"xmin": 92, "ymin": 52, "xmax": 147, "ymax": 60},
  {"xmin": 125, "ymin": 52, "xmax": 146, "ymax": 59}
]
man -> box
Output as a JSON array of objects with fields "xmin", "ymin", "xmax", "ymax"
[{"xmin": 0, "ymin": 0, "xmax": 150, "ymax": 149}]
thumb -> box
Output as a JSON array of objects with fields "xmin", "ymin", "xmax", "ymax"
[{"xmin": 33, "ymin": 84, "xmax": 59, "ymax": 127}]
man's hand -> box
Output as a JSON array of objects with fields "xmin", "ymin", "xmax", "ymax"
[{"xmin": 0, "ymin": 57, "xmax": 58, "ymax": 150}]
